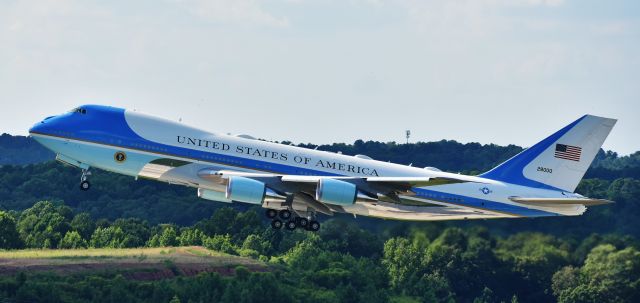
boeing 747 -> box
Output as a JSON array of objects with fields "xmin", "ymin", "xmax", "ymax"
[{"xmin": 29, "ymin": 105, "xmax": 616, "ymax": 231}]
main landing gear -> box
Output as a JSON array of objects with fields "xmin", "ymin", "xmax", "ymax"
[
  {"xmin": 79, "ymin": 168, "xmax": 92, "ymax": 191},
  {"xmin": 265, "ymin": 209, "xmax": 320, "ymax": 232}
]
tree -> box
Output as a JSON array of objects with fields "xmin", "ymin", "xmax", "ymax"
[
  {"xmin": 70, "ymin": 212, "xmax": 95, "ymax": 240},
  {"xmin": 553, "ymin": 244, "xmax": 640, "ymax": 303},
  {"xmin": 241, "ymin": 234, "xmax": 269, "ymax": 254},
  {"xmin": 17, "ymin": 201, "xmax": 71, "ymax": 248},
  {"xmin": 382, "ymin": 237, "xmax": 423, "ymax": 293},
  {"xmin": 112, "ymin": 218, "xmax": 151, "ymax": 247},
  {"xmin": 178, "ymin": 227, "xmax": 205, "ymax": 246},
  {"xmin": 319, "ymin": 219, "xmax": 383, "ymax": 258},
  {"xmin": 0, "ymin": 211, "xmax": 22, "ymax": 249},
  {"xmin": 203, "ymin": 234, "xmax": 237, "ymax": 254},
  {"xmin": 495, "ymin": 233, "xmax": 570, "ymax": 302},
  {"xmin": 59, "ymin": 230, "xmax": 87, "ymax": 249},
  {"xmin": 159, "ymin": 226, "xmax": 178, "ymax": 247},
  {"xmin": 197, "ymin": 207, "xmax": 237, "ymax": 236},
  {"xmin": 90, "ymin": 226, "xmax": 127, "ymax": 248}
]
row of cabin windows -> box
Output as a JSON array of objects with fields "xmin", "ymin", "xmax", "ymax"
[{"xmin": 424, "ymin": 192, "xmax": 463, "ymax": 202}]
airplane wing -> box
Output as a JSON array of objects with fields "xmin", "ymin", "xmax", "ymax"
[
  {"xmin": 137, "ymin": 163, "xmax": 509, "ymax": 220},
  {"xmin": 205, "ymin": 170, "xmax": 492, "ymax": 186},
  {"xmin": 198, "ymin": 169, "xmax": 493, "ymax": 197},
  {"xmin": 195, "ymin": 169, "xmax": 498, "ymax": 217}
]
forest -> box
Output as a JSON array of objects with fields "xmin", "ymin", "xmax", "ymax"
[{"xmin": 0, "ymin": 134, "xmax": 639, "ymax": 302}]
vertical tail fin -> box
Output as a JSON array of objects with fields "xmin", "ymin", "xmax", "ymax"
[{"xmin": 480, "ymin": 115, "xmax": 617, "ymax": 192}]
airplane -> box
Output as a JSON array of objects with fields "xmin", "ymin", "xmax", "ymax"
[{"xmin": 29, "ymin": 105, "xmax": 616, "ymax": 232}]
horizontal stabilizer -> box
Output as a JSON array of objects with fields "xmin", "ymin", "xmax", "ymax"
[{"xmin": 509, "ymin": 197, "xmax": 614, "ymax": 206}]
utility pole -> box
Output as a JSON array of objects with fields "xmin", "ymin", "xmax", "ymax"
[{"xmin": 405, "ymin": 130, "xmax": 411, "ymax": 144}]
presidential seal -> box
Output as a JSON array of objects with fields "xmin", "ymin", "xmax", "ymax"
[{"xmin": 114, "ymin": 151, "xmax": 127, "ymax": 163}]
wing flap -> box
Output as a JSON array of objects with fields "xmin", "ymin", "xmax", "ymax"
[
  {"xmin": 509, "ymin": 197, "xmax": 614, "ymax": 206},
  {"xmin": 341, "ymin": 201, "xmax": 513, "ymax": 221}
]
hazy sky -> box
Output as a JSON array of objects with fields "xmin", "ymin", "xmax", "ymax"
[{"xmin": 1, "ymin": 0, "xmax": 638, "ymax": 154}]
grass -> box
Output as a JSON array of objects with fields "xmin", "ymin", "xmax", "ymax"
[
  {"xmin": 0, "ymin": 246, "xmax": 231, "ymax": 261},
  {"xmin": 0, "ymin": 247, "xmax": 174, "ymax": 259},
  {"xmin": 0, "ymin": 246, "xmax": 269, "ymax": 278}
]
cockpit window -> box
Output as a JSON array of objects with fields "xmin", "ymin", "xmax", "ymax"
[{"xmin": 69, "ymin": 107, "xmax": 87, "ymax": 114}]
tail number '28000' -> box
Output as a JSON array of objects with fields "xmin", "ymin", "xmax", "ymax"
[{"xmin": 537, "ymin": 167, "xmax": 553, "ymax": 173}]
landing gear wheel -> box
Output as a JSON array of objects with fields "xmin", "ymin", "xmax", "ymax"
[
  {"xmin": 308, "ymin": 220, "xmax": 320, "ymax": 232},
  {"xmin": 279, "ymin": 209, "xmax": 292, "ymax": 220},
  {"xmin": 297, "ymin": 217, "xmax": 309, "ymax": 228},
  {"xmin": 271, "ymin": 219, "xmax": 283, "ymax": 229},
  {"xmin": 80, "ymin": 180, "xmax": 91, "ymax": 191},
  {"xmin": 266, "ymin": 209, "xmax": 278, "ymax": 219},
  {"xmin": 285, "ymin": 220, "xmax": 297, "ymax": 231},
  {"xmin": 79, "ymin": 168, "xmax": 91, "ymax": 191}
]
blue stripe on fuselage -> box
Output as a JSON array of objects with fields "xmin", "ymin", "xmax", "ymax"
[{"xmin": 413, "ymin": 188, "xmax": 558, "ymax": 217}]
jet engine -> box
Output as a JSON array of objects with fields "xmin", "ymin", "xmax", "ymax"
[
  {"xmin": 225, "ymin": 176, "xmax": 266, "ymax": 204},
  {"xmin": 198, "ymin": 188, "xmax": 232, "ymax": 203},
  {"xmin": 315, "ymin": 178, "xmax": 357, "ymax": 206}
]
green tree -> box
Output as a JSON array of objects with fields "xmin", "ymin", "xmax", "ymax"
[
  {"xmin": 0, "ymin": 211, "xmax": 22, "ymax": 249},
  {"xmin": 197, "ymin": 207, "xmax": 237, "ymax": 236},
  {"xmin": 553, "ymin": 244, "xmax": 640, "ymax": 303},
  {"xmin": 147, "ymin": 233, "xmax": 161, "ymax": 247},
  {"xmin": 496, "ymin": 233, "xmax": 570, "ymax": 302},
  {"xmin": 241, "ymin": 234, "xmax": 269, "ymax": 255},
  {"xmin": 59, "ymin": 230, "xmax": 87, "ymax": 249},
  {"xmin": 90, "ymin": 226, "xmax": 127, "ymax": 248},
  {"xmin": 112, "ymin": 218, "xmax": 151, "ymax": 247},
  {"xmin": 178, "ymin": 227, "xmax": 205, "ymax": 246},
  {"xmin": 382, "ymin": 237, "xmax": 423, "ymax": 293},
  {"xmin": 203, "ymin": 234, "xmax": 237, "ymax": 254},
  {"xmin": 70, "ymin": 212, "xmax": 95, "ymax": 240},
  {"xmin": 319, "ymin": 219, "xmax": 383, "ymax": 258},
  {"xmin": 159, "ymin": 226, "xmax": 178, "ymax": 247},
  {"xmin": 17, "ymin": 201, "xmax": 71, "ymax": 248}
]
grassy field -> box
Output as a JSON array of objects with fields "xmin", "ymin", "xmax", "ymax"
[
  {"xmin": 0, "ymin": 246, "xmax": 222, "ymax": 259},
  {"xmin": 0, "ymin": 246, "xmax": 268, "ymax": 279}
]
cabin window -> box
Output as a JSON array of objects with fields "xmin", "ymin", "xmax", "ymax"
[{"xmin": 69, "ymin": 107, "xmax": 87, "ymax": 114}]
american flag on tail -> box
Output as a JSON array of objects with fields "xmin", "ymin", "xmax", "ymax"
[{"xmin": 555, "ymin": 144, "xmax": 582, "ymax": 161}]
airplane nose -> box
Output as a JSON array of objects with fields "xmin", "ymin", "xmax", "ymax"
[
  {"xmin": 29, "ymin": 116, "xmax": 56, "ymax": 135},
  {"xmin": 29, "ymin": 122, "xmax": 45, "ymax": 135}
]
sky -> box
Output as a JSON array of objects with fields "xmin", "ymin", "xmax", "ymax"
[{"xmin": 1, "ymin": 0, "xmax": 638, "ymax": 154}]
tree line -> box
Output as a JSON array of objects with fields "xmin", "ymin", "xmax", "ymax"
[{"xmin": 1, "ymin": 199, "xmax": 639, "ymax": 302}]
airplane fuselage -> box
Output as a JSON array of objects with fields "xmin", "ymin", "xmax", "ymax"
[{"xmin": 29, "ymin": 105, "xmax": 602, "ymax": 224}]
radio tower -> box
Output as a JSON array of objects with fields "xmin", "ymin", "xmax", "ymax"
[{"xmin": 405, "ymin": 130, "xmax": 411, "ymax": 144}]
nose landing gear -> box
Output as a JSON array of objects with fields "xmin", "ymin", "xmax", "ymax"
[{"xmin": 79, "ymin": 169, "xmax": 91, "ymax": 191}]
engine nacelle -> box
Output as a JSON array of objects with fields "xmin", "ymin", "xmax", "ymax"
[
  {"xmin": 226, "ymin": 176, "xmax": 266, "ymax": 205},
  {"xmin": 316, "ymin": 178, "xmax": 357, "ymax": 206},
  {"xmin": 198, "ymin": 188, "xmax": 232, "ymax": 203}
]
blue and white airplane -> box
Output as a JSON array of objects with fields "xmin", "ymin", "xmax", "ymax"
[{"xmin": 29, "ymin": 105, "xmax": 616, "ymax": 231}]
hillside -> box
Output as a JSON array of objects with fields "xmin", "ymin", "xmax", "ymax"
[{"xmin": 0, "ymin": 134, "xmax": 54, "ymax": 165}]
